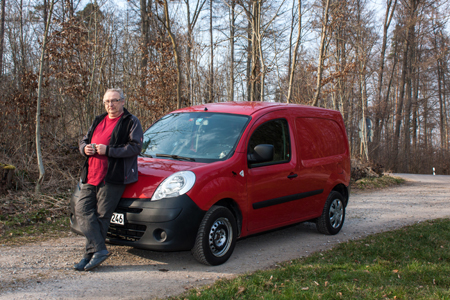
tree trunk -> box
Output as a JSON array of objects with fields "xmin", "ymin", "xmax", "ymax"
[
  {"xmin": 35, "ymin": 0, "xmax": 55, "ymax": 194},
  {"xmin": 435, "ymin": 26, "xmax": 448, "ymax": 153},
  {"xmin": 163, "ymin": 0, "xmax": 182, "ymax": 109},
  {"xmin": 393, "ymin": 0, "xmax": 418, "ymax": 171},
  {"xmin": 0, "ymin": 0, "xmax": 5, "ymax": 77},
  {"xmin": 312, "ymin": 0, "xmax": 330, "ymax": 107},
  {"xmin": 184, "ymin": 0, "xmax": 206, "ymax": 105},
  {"xmin": 287, "ymin": 0, "xmax": 302, "ymax": 103},
  {"xmin": 229, "ymin": 0, "xmax": 235, "ymax": 102},
  {"xmin": 68, "ymin": 0, "xmax": 74, "ymax": 18},
  {"xmin": 187, "ymin": 2, "xmax": 193, "ymax": 105},
  {"xmin": 249, "ymin": 0, "xmax": 261, "ymax": 102},
  {"xmin": 411, "ymin": 50, "xmax": 419, "ymax": 171},
  {"xmin": 392, "ymin": 26, "xmax": 410, "ymax": 171},
  {"xmin": 19, "ymin": 0, "xmax": 26, "ymax": 89},
  {"xmin": 246, "ymin": 4, "xmax": 252, "ymax": 102},
  {"xmin": 140, "ymin": 0, "xmax": 149, "ymax": 94},
  {"xmin": 402, "ymin": 48, "xmax": 413, "ymax": 172},
  {"xmin": 373, "ymin": 0, "xmax": 397, "ymax": 162},
  {"xmin": 256, "ymin": 0, "xmax": 264, "ymax": 101},
  {"xmin": 209, "ymin": 0, "xmax": 214, "ymax": 103}
]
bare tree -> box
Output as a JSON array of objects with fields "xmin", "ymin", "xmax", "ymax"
[
  {"xmin": 209, "ymin": 0, "xmax": 214, "ymax": 102},
  {"xmin": 229, "ymin": 0, "xmax": 236, "ymax": 102},
  {"xmin": 35, "ymin": 0, "xmax": 55, "ymax": 193},
  {"xmin": 0, "ymin": 0, "xmax": 6, "ymax": 77},
  {"xmin": 238, "ymin": 0, "xmax": 286, "ymax": 101},
  {"xmin": 392, "ymin": 0, "xmax": 419, "ymax": 171},
  {"xmin": 433, "ymin": 19, "xmax": 449, "ymax": 152},
  {"xmin": 373, "ymin": 0, "xmax": 397, "ymax": 158},
  {"xmin": 161, "ymin": 0, "xmax": 182, "ymax": 109},
  {"xmin": 287, "ymin": 0, "xmax": 302, "ymax": 103},
  {"xmin": 140, "ymin": 0, "xmax": 149, "ymax": 94},
  {"xmin": 184, "ymin": 0, "xmax": 207, "ymax": 105},
  {"xmin": 312, "ymin": 0, "xmax": 330, "ymax": 107}
]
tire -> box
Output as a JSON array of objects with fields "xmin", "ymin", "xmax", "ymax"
[
  {"xmin": 192, "ymin": 206, "xmax": 237, "ymax": 266},
  {"xmin": 316, "ymin": 191, "xmax": 345, "ymax": 235}
]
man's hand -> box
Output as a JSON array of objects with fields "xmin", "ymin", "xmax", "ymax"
[
  {"xmin": 95, "ymin": 144, "xmax": 107, "ymax": 155},
  {"xmin": 84, "ymin": 144, "xmax": 96, "ymax": 156}
]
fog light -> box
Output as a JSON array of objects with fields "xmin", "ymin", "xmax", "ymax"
[{"xmin": 153, "ymin": 229, "xmax": 167, "ymax": 242}]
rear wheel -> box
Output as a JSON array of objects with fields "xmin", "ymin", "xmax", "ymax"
[
  {"xmin": 316, "ymin": 191, "xmax": 345, "ymax": 235},
  {"xmin": 192, "ymin": 206, "xmax": 237, "ymax": 266}
]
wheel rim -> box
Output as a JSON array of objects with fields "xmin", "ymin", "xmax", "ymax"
[
  {"xmin": 208, "ymin": 217, "xmax": 233, "ymax": 257},
  {"xmin": 329, "ymin": 198, "xmax": 344, "ymax": 229}
]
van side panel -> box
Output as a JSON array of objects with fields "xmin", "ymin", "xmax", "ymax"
[
  {"xmin": 294, "ymin": 116, "xmax": 350, "ymax": 216},
  {"xmin": 295, "ymin": 117, "xmax": 346, "ymax": 159}
]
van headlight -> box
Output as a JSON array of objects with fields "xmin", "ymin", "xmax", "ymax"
[{"xmin": 151, "ymin": 171, "xmax": 196, "ymax": 201}]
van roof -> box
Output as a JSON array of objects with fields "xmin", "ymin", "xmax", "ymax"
[{"xmin": 172, "ymin": 101, "xmax": 333, "ymax": 116}]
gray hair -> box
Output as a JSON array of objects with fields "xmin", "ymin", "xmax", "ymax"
[{"xmin": 105, "ymin": 88, "xmax": 124, "ymax": 100}]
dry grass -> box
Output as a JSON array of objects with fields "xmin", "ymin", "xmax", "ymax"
[
  {"xmin": 0, "ymin": 143, "xmax": 82, "ymax": 243},
  {"xmin": 352, "ymin": 175, "xmax": 405, "ymax": 190}
]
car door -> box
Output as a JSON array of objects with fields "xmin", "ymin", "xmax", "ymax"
[{"xmin": 246, "ymin": 110, "xmax": 302, "ymax": 232}]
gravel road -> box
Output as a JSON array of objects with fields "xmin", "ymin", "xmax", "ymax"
[{"xmin": 1, "ymin": 173, "xmax": 449, "ymax": 300}]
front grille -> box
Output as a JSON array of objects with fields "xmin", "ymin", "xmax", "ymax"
[
  {"xmin": 115, "ymin": 206, "xmax": 143, "ymax": 214},
  {"xmin": 107, "ymin": 223, "xmax": 147, "ymax": 242}
]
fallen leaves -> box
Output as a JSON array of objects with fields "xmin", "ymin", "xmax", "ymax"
[{"xmin": 236, "ymin": 286, "xmax": 246, "ymax": 295}]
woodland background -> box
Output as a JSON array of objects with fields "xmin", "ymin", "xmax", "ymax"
[{"xmin": 0, "ymin": 0, "xmax": 450, "ymax": 195}]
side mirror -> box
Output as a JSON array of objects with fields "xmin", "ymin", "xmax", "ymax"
[{"xmin": 248, "ymin": 144, "xmax": 274, "ymax": 164}]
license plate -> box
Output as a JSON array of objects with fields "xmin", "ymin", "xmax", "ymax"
[{"xmin": 110, "ymin": 213, "xmax": 124, "ymax": 225}]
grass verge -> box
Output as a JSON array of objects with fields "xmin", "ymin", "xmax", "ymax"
[
  {"xmin": 0, "ymin": 216, "xmax": 71, "ymax": 246},
  {"xmin": 175, "ymin": 219, "xmax": 450, "ymax": 300},
  {"xmin": 0, "ymin": 192, "xmax": 71, "ymax": 246}
]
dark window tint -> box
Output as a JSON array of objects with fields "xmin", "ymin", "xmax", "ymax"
[{"xmin": 248, "ymin": 119, "xmax": 290, "ymax": 165}]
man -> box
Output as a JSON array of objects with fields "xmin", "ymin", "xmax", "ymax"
[{"xmin": 74, "ymin": 88, "xmax": 143, "ymax": 271}]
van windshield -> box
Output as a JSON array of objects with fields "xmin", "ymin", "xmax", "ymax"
[{"xmin": 141, "ymin": 112, "xmax": 250, "ymax": 162}]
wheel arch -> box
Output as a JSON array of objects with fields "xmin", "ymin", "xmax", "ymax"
[
  {"xmin": 331, "ymin": 183, "xmax": 350, "ymax": 206},
  {"xmin": 213, "ymin": 198, "xmax": 243, "ymax": 238}
]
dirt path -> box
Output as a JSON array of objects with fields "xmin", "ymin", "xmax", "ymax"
[{"xmin": 1, "ymin": 174, "xmax": 449, "ymax": 300}]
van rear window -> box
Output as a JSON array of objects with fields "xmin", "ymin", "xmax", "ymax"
[{"xmin": 295, "ymin": 117, "xmax": 346, "ymax": 160}]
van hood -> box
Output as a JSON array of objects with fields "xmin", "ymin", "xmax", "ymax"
[{"xmin": 122, "ymin": 158, "xmax": 205, "ymax": 199}]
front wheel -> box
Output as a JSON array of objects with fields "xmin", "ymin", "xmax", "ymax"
[
  {"xmin": 192, "ymin": 206, "xmax": 237, "ymax": 266},
  {"xmin": 316, "ymin": 191, "xmax": 345, "ymax": 235}
]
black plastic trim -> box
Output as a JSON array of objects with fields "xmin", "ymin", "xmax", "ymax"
[{"xmin": 252, "ymin": 189, "xmax": 324, "ymax": 210}]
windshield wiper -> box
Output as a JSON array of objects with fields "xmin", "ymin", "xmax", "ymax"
[
  {"xmin": 156, "ymin": 153, "xmax": 196, "ymax": 161},
  {"xmin": 139, "ymin": 153, "xmax": 153, "ymax": 158}
]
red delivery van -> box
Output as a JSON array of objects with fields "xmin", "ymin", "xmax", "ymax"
[{"xmin": 70, "ymin": 101, "xmax": 351, "ymax": 265}]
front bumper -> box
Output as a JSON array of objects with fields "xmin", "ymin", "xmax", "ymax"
[{"xmin": 70, "ymin": 190, "xmax": 206, "ymax": 251}]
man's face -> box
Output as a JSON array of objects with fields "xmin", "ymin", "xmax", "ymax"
[{"xmin": 103, "ymin": 91, "xmax": 124, "ymax": 118}]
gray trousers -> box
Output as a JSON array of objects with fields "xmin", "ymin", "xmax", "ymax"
[{"xmin": 75, "ymin": 182, "xmax": 125, "ymax": 258}]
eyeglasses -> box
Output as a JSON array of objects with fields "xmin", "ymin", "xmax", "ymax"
[{"xmin": 103, "ymin": 99, "xmax": 122, "ymax": 105}]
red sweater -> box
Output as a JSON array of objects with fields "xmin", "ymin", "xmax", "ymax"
[{"xmin": 87, "ymin": 114, "xmax": 122, "ymax": 186}]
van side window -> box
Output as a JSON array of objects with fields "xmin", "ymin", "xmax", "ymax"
[{"xmin": 248, "ymin": 119, "xmax": 290, "ymax": 166}]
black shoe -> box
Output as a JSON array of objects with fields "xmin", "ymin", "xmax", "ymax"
[
  {"xmin": 84, "ymin": 252, "xmax": 110, "ymax": 271},
  {"xmin": 73, "ymin": 257, "xmax": 92, "ymax": 271}
]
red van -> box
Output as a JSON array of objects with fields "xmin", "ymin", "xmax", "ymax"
[{"xmin": 70, "ymin": 101, "xmax": 351, "ymax": 265}]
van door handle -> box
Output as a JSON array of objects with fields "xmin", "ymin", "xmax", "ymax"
[{"xmin": 287, "ymin": 173, "xmax": 298, "ymax": 179}]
